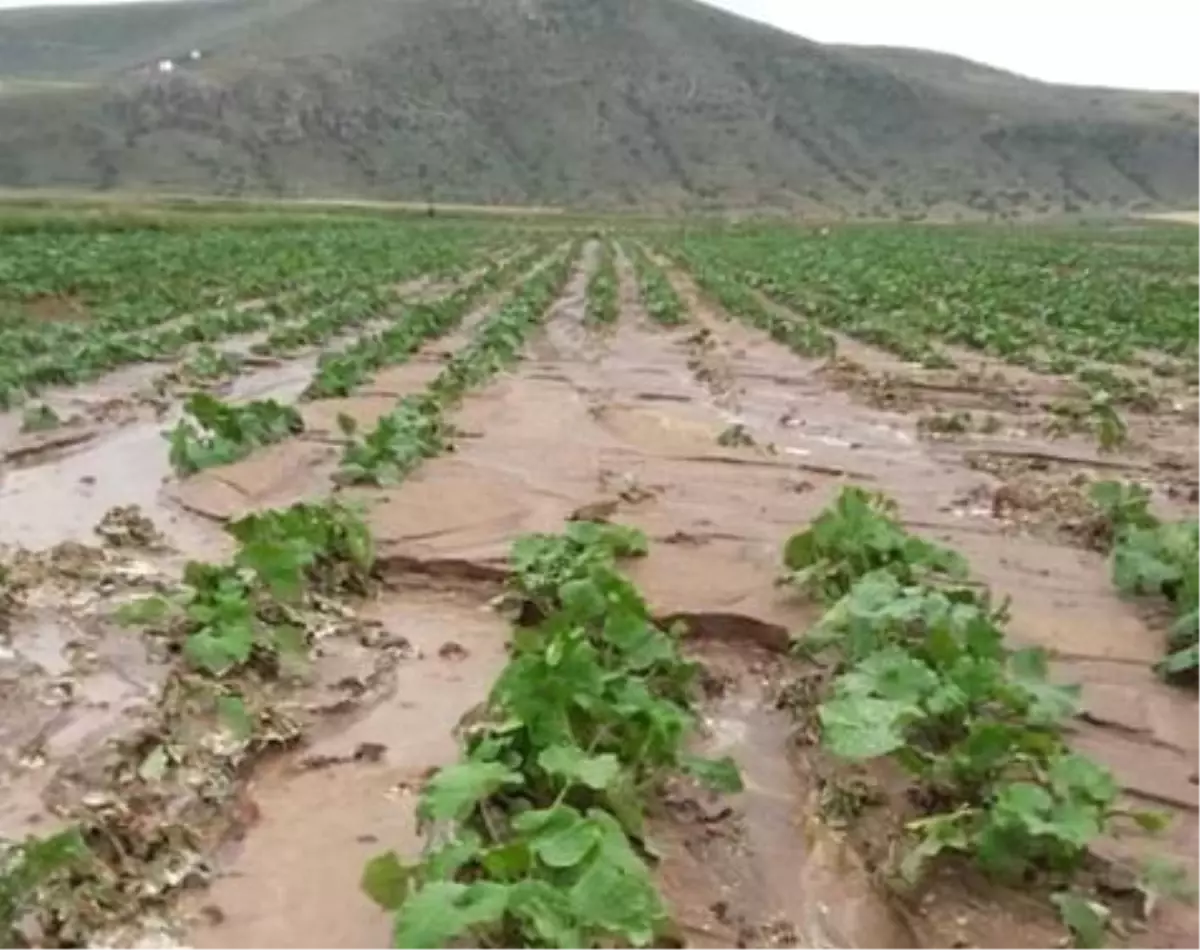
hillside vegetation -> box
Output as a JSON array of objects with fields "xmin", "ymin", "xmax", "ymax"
[{"xmin": 0, "ymin": 0, "xmax": 1195, "ymax": 214}]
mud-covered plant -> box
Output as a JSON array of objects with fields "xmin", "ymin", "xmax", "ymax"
[
  {"xmin": 782, "ymin": 486, "xmax": 968, "ymax": 602},
  {"xmin": 179, "ymin": 344, "xmax": 242, "ymax": 384},
  {"xmin": 166, "ymin": 392, "xmax": 303, "ymax": 475},
  {"xmin": 1088, "ymin": 480, "xmax": 1155, "ymax": 538},
  {"xmin": 118, "ymin": 499, "xmax": 373, "ymax": 675},
  {"xmin": 1089, "ymin": 393, "xmax": 1128, "ymax": 453},
  {"xmin": 363, "ymin": 524, "xmax": 740, "ymax": 948},
  {"xmin": 337, "ymin": 397, "xmax": 447, "ymax": 486},
  {"xmin": 917, "ymin": 410, "xmax": 973, "ymax": 438},
  {"xmin": 19, "ymin": 403, "xmax": 61, "ymax": 433},
  {"xmin": 1, "ymin": 829, "xmax": 90, "ymax": 946}
]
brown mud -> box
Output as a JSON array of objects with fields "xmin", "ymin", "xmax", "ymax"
[{"xmin": 1, "ymin": 241, "xmax": 1195, "ymax": 948}]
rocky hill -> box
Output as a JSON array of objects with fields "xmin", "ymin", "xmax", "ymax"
[{"xmin": 0, "ymin": 0, "xmax": 1195, "ymax": 214}]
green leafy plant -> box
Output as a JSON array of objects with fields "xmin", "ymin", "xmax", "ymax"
[
  {"xmin": 585, "ymin": 243, "xmax": 618, "ymax": 327},
  {"xmin": 1089, "ymin": 393, "xmax": 1128, "ymax": 453},
  {"xmin": 1, "ymin": 829, "xmax": 90, "ymax": 946},
  {"xmin": 786, "ymin": 488, "xmax": 1171, "ymax": 945},
  {"xmin": 337, "ymin": 398, "xmax": 446, "ymax": 486},
  {"xmin": 179, "ymin": 344, "xmax": 243, "ymax": 384},
  {"xmin": 166, "ymin": 392, "xmax": 303, "ymax": 475},
  {"xmin": 118, "ymin": 499, "xmax": 373, "ymax": 676},
  {"xmin": 363, "ymin": 523, "xmax": 741, "ymax": 948},
  {"xmin": 782, "ymin": 486, "xmax": 968, "ymax": 602},
  {"xmin": 1090, "ymin": 481, "xmax": 1198, "ymax": 677},
  {"xmin": 628, "ymin": 246, "xmax": 684, "ymax": 326},
  {"xmin": 226, "ymin": 499, "xmax": 375, "ymax": 597}
]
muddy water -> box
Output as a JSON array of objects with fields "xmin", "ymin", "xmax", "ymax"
[
  {"xmin": 169, "ymin": 251, "xmax": 563, "ymax": 523},
  {"xmin": 185, "ymin": 591, "xmax": 510, "ymax": 949},
  {"xmin": 7, "ymin": 238, "xmax": 1193, "ymax": 945},
  {"xmin": 0, "ymin": 357, "xmax": 316, "ymax": 553},
  {"xmin": 182, "ymin": 248, "xmax": 908, "ymax": 946},
  {"xmin": 0, "ymin": 598, "xmax": 166, "ymax": 841},
  {"xmin": 657, "ymin": 634, "xmax": 915, "ymax": 949},
  {"xmin": 0, "ymin": 266, "xmax": 487, "ymax": 546},
  {"xmin": 185, "ymin": 248, "xmax": 1190, "ymax": 944}
]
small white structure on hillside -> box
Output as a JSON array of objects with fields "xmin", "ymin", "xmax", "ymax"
[
  {"xmin": 189, "ymin": 49, "xmax": 202, "ymax": 61},
  {"xmin": 157, "ymin": 59, "xmax": 175, "ymax": 73}
]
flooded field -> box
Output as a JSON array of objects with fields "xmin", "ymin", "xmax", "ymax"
[{"xmin": 1, "ymin": 217, "xmax": 1196, "ymax": 949}]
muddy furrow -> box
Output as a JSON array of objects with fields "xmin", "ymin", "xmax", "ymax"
[
  {"xmin": 166, "ymin": 247, "xmax": 568, "ymax": 529},
  {"xmin": 170, "ymin": 246, "xmax": 588, "ymax": 947},
  {"xmin": 0, "ymin": 254, "xmax": 534, "ymax": 552},
  {"xmin": 659, "ymin": 263, "xmax": 1199, "ymax": 942},
  {"xmin": 182, "ymin": 239, "xmax": 918, "ymax": 948},
  {"xmin": 740, "ymin": 282, "xmax": 1198, "ymax": 501},
  {"xmin": 0, "ymin": 241, "xmax": 532, "ymax": 461}
]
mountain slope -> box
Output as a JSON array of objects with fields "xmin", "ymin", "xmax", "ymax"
[{"xmin": 0, "ymin": 0, "xmax": 1195, "ymax": 213}]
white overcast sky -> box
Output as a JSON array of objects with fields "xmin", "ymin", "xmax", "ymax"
[{"xmin": 0, "ymin": 0, "xmax": 1196, "ymax": 92}]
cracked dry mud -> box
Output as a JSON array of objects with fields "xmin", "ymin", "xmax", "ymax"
[{"xmin": 1, "ymin": 241, "xmax": 1196, "ymax": 949}]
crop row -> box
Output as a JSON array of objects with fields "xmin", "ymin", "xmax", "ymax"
[
  {"xmin": 624, "ymin": 244, "xmax": 684, "ymax": 327},
  {"xmin": 1089, "ymin": 481, "xmax": 1198, "ymax": 677},
  {"xmin": 336, "ymin": 246, "xmax": 578, "ymax": 486},
  {"xmin": 659, "ymin": 243, "xmax": 834, "ymax": 357},
  {"xmin": 667, "ymin": 225, "xmax": 1198, "ymax": 377},
  {"xmin": 583, "ymin": 242, "xmax": 618, "ymax": 327},
  {"xmin": 165, "ymin": 245, "xmax": 561, "ymax": 478},
  {"xmin": 362, "ymin": 521, "xmax": 742, "ymax": 948},
  {"xmin": 785, "ymin": 486, "xmax": 1187, "ymax": 945},
  {"xmin": 0, "ymin": 224, "xmax": 501, "ymax": 403},
  {"xmin": 0, "ymin": 235, "xmax": 508, "ymax": 410},
  {"xmin": 1, "ymin": 240, "xmax": 583, "ymax": 945}
]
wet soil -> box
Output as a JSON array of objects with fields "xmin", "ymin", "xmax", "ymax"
[{"xmin": 1, "ymin": 242, "xmax": 1195, "ymax": 948}]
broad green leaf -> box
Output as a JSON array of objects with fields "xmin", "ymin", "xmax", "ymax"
[
  {"xmin": 819, "ymin": 695, "xmax": 908, "ymax": 759},
  {"xmin": 418, "ymin": 760, "xmax": 522, "ymax": 823},
  {"xmin": 216, "ymin": 694, "xmax": 254, "ymax": 740},
  {"xmin": 508, "ymin": 878, "xmax": 582, "ymax": 947},
  {"xmin": 514, "ymin": 806, "xmax": 601, "ymax": 868},
  {"xmin": 1051, "ymin": 891, "xmax": 1109, "ymax": 949},
  {"xmin": 184, "ymin": 620, "xmax": 255, "ymax": 675},
  {"xmin": 1047, "ymin": 753, "xmax": 1117, "ymax": 805},
  {"xmin": 559, "ymin": 578, "xmax": 607, "ymax": 621},
  {"xmin": 361, "ymin": 851, "xmax": 411, "ymax": 910},
  {"xmin": 537, "ymin": 744, "xmax": 621, "ymax": 791},
  {"xmin": 393, "ymin": 881, "xmax": 509, "ymax": 949},
  {"xmin": 137, "ymin": 745, "xmax": 170, "ymax": 783},
  {"xmin": 114, "ymin": 595, "xmax": 174, "ymax": 626}
]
